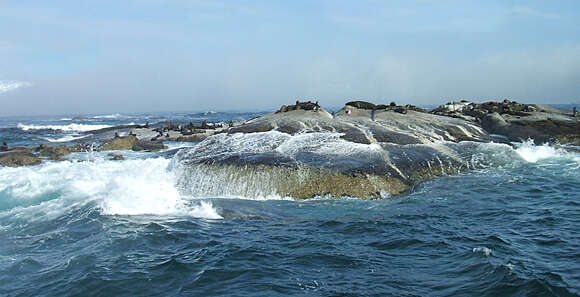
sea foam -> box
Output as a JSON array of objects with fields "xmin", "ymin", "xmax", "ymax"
[
  {"xmin": 514, "ymin": 140, "xmax": 567, "ymax": 163},
  {"xmin": 0, "ymin": 158, "xmax": 221, "ymax": 219},
  {"xmin": 42, "ymin": 134, "xmax": 90, "ymax": 143},
  {"xmin": 17, "ymin": 123, "xmax": 112, "ymax": 132}
]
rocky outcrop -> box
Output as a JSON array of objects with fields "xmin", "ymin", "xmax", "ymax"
[
  {"xmin": 36, "ymin": 144, "xmax": 73, "ymax": 160},
  {"xmin": 276, "ymin": 101, "xmax": 321, "ymax": 113},
  {"xmin": 0, "ymin": 150, "xmax": 42, "ymax": 167},
  {"xmin": 107, "ymin": 152, "xmax": 125, "ymax": 161},
  {"xmin": 98, "ymin": 135, "xmax": 139, "ymax": 151},
  {"xmin": 132, "ymin": 140, "xmax": 167, "ymax": 151},
  {"xmin": 345, "ymin": 100, "xmax": 426, "ymax": 113},
  {"xmin": 431, "ymin": 100, "xmax": 580, "ymax": 144},
  {"xmin": 173, "ymin": 101, "xmax": 505, "ymax": 199}
]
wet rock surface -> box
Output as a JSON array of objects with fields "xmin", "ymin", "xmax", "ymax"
[
  {"xmin": 431, "ymin": 100, "xmax": 580, "ymax": 144},
  {"xmin": 0, "ymin": 150, "xmax": 42, "ymax": 167},
  {"xmin": 173, "ymin": 101, "xmax": 518, "ymax": 199}
]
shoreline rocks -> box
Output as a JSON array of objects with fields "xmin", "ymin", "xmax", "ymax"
[
  {"xmin": 172, "ymin": 101, "xmax": 506, "ymax": 199},
  {"xmin": 430, "ymin": 100, "xmax": 580, "ymax": 144},
  {"xmin": 0, "ymin": 149, "xmax": 42, "ymax": 167}
]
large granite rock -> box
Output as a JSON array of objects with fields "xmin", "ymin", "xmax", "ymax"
[{"xmin": 172, "ymin": 102, "xmax": 515, "ymax": 199}]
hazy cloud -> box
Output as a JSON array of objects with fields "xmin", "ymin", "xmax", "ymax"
[
  {"xmin": 512, "ymin": 5, "xmax": 561, "ymax": 19},
  {"xmin": 0, "ymin": 1, "xmax": 579, "ymax": 115},
  {"xmin": 0, "ymin": 81, "xmax": 33, "ymax": 95}
]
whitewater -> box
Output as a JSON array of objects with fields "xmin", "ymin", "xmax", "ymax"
[{"xmin": 1, "ymin": 112, "xmax": 579, "ymax": 296}]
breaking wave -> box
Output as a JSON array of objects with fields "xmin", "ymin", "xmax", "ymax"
[
  {"xmin": 0, "ymin": 158, "xmax": 222, "ymax": 220},
  {"xmin": 17, "ymin": 123, "xmax": 112, "ymax": 132},
  {"xmin": 42, "ymin": 134, "xmax": 90, "ymax": 143},
  {"xmin": 514, "ymin": 139, "xmax": 569, "ymax": 163},
  {"xmin": 92, "ymin": 113, "xmax": 124, "ymax": 119}
]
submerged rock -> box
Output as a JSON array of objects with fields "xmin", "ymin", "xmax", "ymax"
[{"xmin": 107, "ymin": 152, "xmax": 125, "ymax": 161}]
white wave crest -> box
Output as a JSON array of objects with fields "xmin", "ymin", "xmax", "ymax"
[
  {"xmin": 514, "ymin": 140, "xmax": 567, "ymax": 163},
  {"xmin": 0, "ymin": 158, "xmax": 222, "ymax": 219},
  {"xmin": 42, "ymin": 134, "xmax": 90, "ymax": 143},
  {"xmin": 93, "ymin": 113, "xmax": 123, "ymax": 119},
  {"xmin": 472, "ymin": 247, "xmax": 492, "ymax": 257},
  {"xmin": 17, "ymin": 123, "xmax": 112, "ymax": 132}
]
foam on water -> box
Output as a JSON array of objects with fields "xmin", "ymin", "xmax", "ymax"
[
  {"xmin": 0, "ymin": 158, "xmax": 221, "ymax": 220},
  {"xmin": 514, "ymin": 139, "xmax": 568, "ymax": 163},
  {"xmin": 42, "ymin": 134, "xmax": 90, "ymax": 143},
  {"xmin": 17, "ymin": 123, "xmax": 112, "ymax": 132},
  {"xmin": 92, "ymin": 113, "xmax": 124, "ymax": 119}
]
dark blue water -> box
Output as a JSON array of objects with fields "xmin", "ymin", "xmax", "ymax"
[{"xmin": 1, "ymin": 111, "xmax": 579, "ymax": 296}]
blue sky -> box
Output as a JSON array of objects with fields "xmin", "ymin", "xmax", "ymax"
[{"xmin": 1, "ymin": 0, "xmax": 579, "ymax": 115}]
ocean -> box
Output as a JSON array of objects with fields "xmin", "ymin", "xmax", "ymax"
[{"xmin": 0, "ymin": 110, "xmax": 579, "ymax": 296}]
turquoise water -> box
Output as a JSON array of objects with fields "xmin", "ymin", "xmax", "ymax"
[{"xmin": 1, "ymin": 112, "xmax": 579, "ymax": 296}]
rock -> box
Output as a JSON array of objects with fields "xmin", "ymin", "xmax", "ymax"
[
  {"xmin": 276, "ymin": 101, "xmax": 321, "ymax": 113},
  {"xmin": 394, "ymin": 107, "xmax": 407, "ymax": 114},
  {"xmin": 107, "ymin": 152, "xmax": 125, "ymax": 161},
  {"xmin": 431, "ymin": 101, "xmax": 580, "ymax": 144},
  {"xmin": 176, "ymin": 135, "xmax": 208, "ymax": 142},
  {"xmin": 132, "ymin": 140, "xmax": 167, "ymax": 151},
  {"xmin": 346, "ymin": 101, "xmax": 376, "ymax": 110},
  {"xmin": 0, "ymin": 151, "xmax": 42, "ymax": 167},
  {"xmin": 481, "ymin": 112, "xmax": 508, "ymax": 132},
  {"xmin": 99, "ymin": 135, "xmax": 138, "ymax": 151},
  {"xmin": 172, "ymin": 101, "xmax": 499, "ymax": 199},
  {"xmin": 36, "ymin": 145, "xmax": 72, "ymax": 160}
]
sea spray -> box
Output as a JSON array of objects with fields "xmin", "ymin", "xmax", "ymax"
[
  {"xmin": 514, "ymin": 139, "xmax": 568, "ymax": 163},
  {"xmin": 0, "ymin": 158, "xmax": 221, "ymax": 219},
  {"xmin": 17, "ymin": 123, "xmax": 112, "ymax": 132}
]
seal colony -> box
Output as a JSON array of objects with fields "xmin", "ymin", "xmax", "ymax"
[{"xmin": 2, "ymin": 100, "xmax": 579, "ymax": 199}]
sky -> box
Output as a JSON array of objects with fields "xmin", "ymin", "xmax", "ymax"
[{"xmin": 0, "ymin": 0, "xmax": 579, "ymax": 116}]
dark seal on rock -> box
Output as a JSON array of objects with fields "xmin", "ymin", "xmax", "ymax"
[{"xmin": 276, "ymin": 101, "xmax": 321, "ymax": 113}]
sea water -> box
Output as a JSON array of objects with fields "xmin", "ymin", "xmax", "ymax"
[{"xmin": 0, "ymin": 111, "xmax": 579, "ymax": 296}]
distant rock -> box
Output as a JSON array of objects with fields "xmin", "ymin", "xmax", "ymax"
[
  {"xmin": 107, "ymin": 152, "xmax": 125, "ymax": 161},
  {"xmin": 431, "ymin": 100, "xmax": 580, "ymax": 144},
  {"xmin": 36, "ymin": 144, "xmax": 72, "ymax": 160},
  {"xmin": 276, "ymin": 100, "xmax": 321, "ymax": 113},
  {"xmin": 0, "ymin": 151, "xmax": 41, "ymax": 167},
  {"xmin": 132, "ymin": 140, "xmax": 167, "ymax": 152},
  {"xmin": 99, "ymin": 135, "xmax": 139, "ymax": 151},
  {"xmin": 346, "ymin": 101, "xmax": 376, "ymax": 110}
]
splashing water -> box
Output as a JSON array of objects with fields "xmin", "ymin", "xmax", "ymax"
[
  {"xmin": 514, "ymin": 139, "xmax": 567, "ymax": 163},
  {"xmin": 0, "ymin": 158, "xmax": 221, "ymax": 220}
]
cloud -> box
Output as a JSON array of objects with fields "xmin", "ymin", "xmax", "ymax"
[
  {"xmin": 0, "ymin": 80, "xmax": 33, "ymax": 95},
  {"xmin": 512, "ymin": 5, "xmax": 561, "ymax": 19}
]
